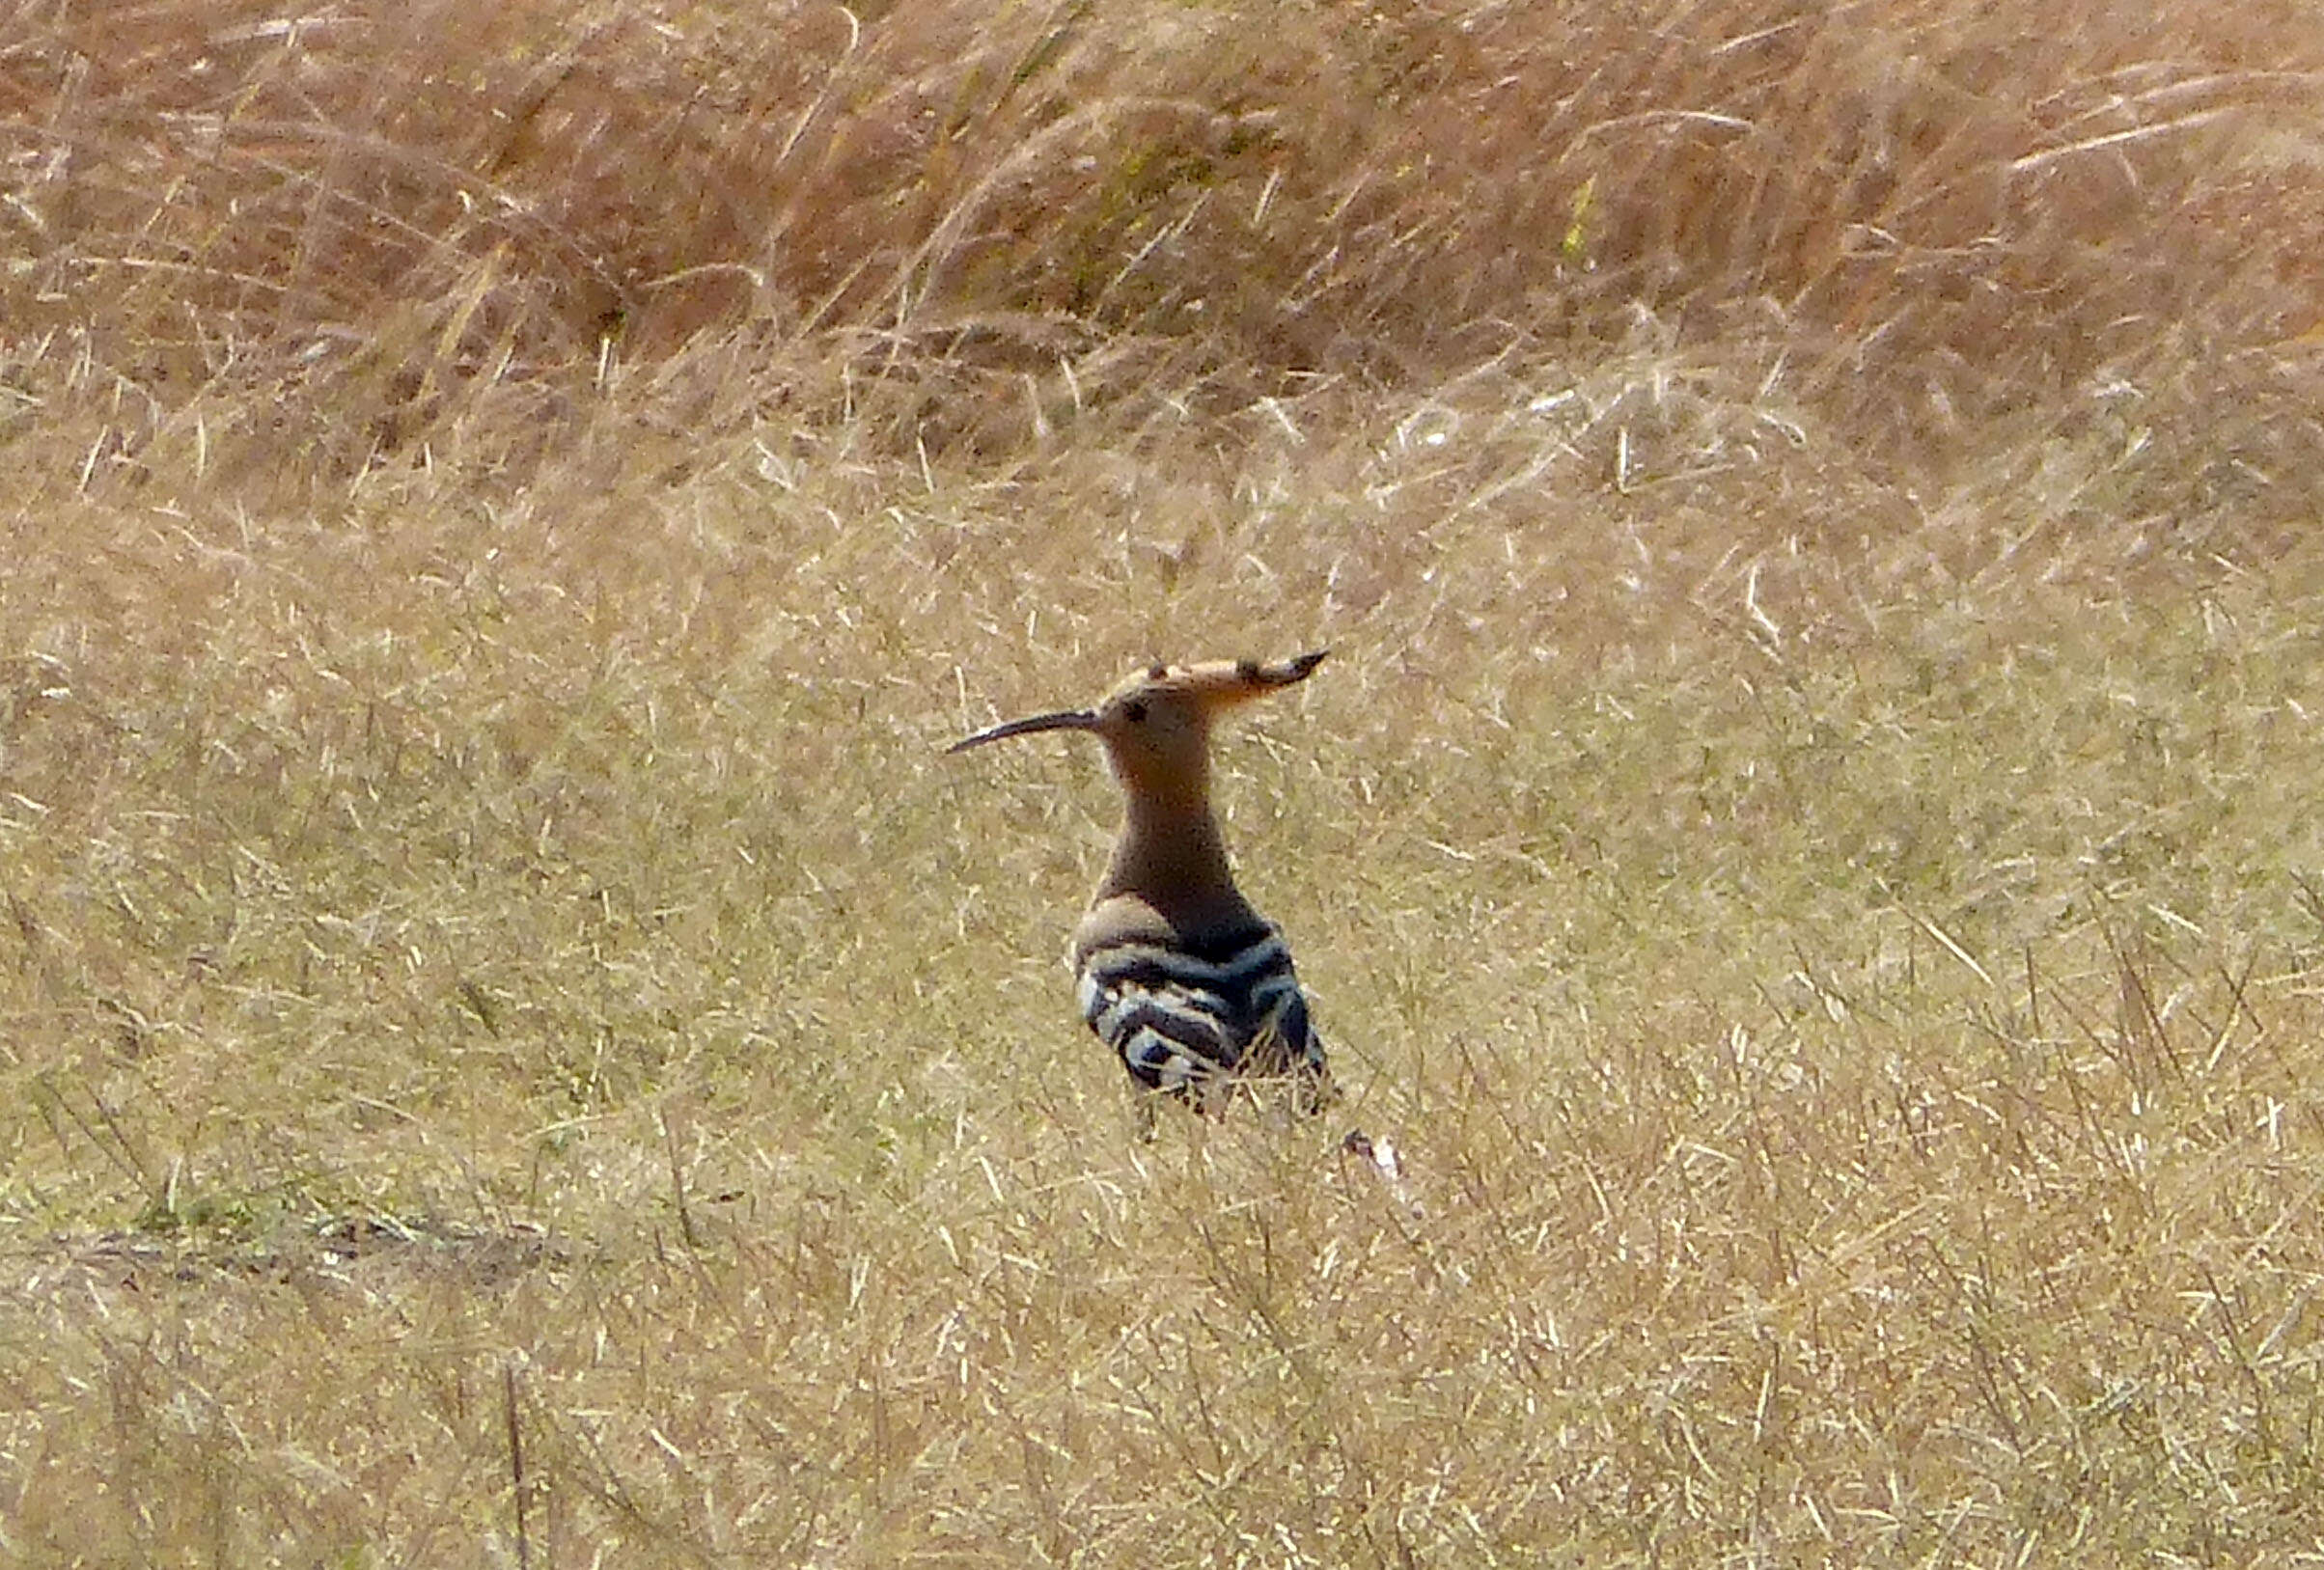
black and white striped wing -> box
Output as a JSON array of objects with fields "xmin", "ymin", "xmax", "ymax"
[{"xmin": 1074, "ymin": 926, "xmax": 1331, "ymax": 1102}]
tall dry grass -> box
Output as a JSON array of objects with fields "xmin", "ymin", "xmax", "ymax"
[
  {"xmin": 6, "ymin": 0, "xmax": 2320, "ymax": 487},
  {"xmin": 5, "ymin": 0, "xmax": 2324, "ymax": 1563}
]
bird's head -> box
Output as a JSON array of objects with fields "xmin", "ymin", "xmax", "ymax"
[{"xmin": 948, "ymin": 651, "xmax": 1328, "ymax": 805}]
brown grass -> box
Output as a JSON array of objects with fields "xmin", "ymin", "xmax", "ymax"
[{"xmin": 6, "ymin": 0, "xmax": 2324, "ymax": 1563}]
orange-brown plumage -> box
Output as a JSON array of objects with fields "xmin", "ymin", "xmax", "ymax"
[{"xmin": 951, "ymin": 652, "xmax": 1335, "ymax": 1112}]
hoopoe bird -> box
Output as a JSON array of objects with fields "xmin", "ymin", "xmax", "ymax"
[{"xmin": 949, "ymin": 652, "xmax": 1342, "ymax": 1120}]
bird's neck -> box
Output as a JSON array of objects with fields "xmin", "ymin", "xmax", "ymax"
[{"xmin": 1097, "ymin": 784, "xmax": 1251, "ymax": 927}]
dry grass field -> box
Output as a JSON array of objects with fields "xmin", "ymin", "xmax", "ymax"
[{"xmin": 6, "ymin": 0, "xmax": 2324, "ymax": 1562}]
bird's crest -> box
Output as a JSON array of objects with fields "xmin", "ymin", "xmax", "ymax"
[{"xmin": 948, "ymin": 650, "xmax": 1327, "ymax": 754}]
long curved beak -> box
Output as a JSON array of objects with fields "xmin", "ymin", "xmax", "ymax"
[{"xmin": 946, "ymin": 708, "xmax": 1102, "ymax": 754}]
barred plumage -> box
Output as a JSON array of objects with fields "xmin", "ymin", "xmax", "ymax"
[
  {"xmin": 950, "ymin": 651, "xmax": 1339, "ymax": 1116},
  {"xmin": 1074, "ymin": 923, "xmax": 1331, "ymax": 1112}
]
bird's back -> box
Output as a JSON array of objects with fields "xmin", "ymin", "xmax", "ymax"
[{"xmin": 1071, "ymin": 894, "xmax": 1333, "ymax": 1112}]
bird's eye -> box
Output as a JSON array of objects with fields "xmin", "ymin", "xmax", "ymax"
[{"xmin": 1123, "ymin": 700, "xmax": 1148, "ymax": 723}]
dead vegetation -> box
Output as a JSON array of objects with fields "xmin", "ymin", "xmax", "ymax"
[{"xmin": 5, "ymin": 0, "xmax": 2324, "ymax": 1563}]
